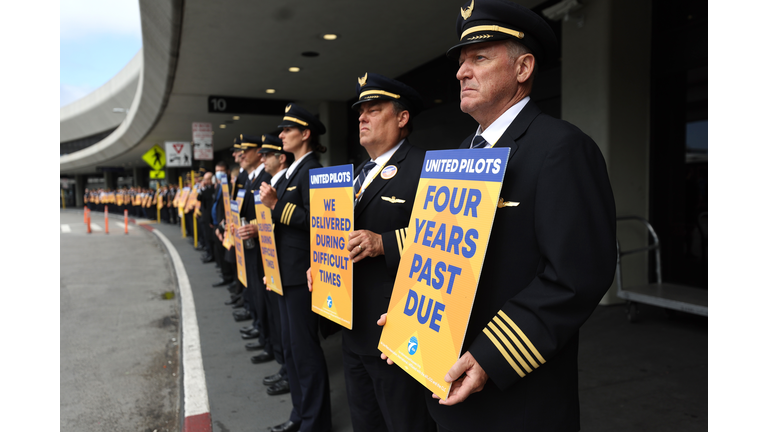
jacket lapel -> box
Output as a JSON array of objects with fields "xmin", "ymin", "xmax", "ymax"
[
  {"xmin": 355, "ymin": 140, "xmax": 412, "ymax": 217},
  {"xmin": 277, "ymin": 154, "xmax": 312, "ymax": 200},
  {"xmin": 459, "ymin": 100, "xmax": 542, "ymax": 161}
]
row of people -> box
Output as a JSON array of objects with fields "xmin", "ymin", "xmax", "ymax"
[{"xmin": 164, "ymin": 2, "xmax": 617, "ymax": 431}]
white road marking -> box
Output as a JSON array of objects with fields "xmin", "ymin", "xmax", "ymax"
[
  {"xmin": 152, "ymin": 230, "xmax": 210, "ymax": 418},
  {"xmin": 61, "ymin": 224, "xmax": 71, "ymax": 233},
  {"xmin": 90, "ymin": 223, "xmax": 103, "ymax": 231}
]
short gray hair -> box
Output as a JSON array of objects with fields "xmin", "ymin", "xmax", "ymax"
[{"xmin": 505, "ymin": 39, "xmax": 538, "ymax": 77}]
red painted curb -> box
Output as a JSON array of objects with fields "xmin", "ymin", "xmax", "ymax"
[
  {"xmin": 140, "ymin": 224, "xmax": 154, "ymax": 232},
  {"xmin": 184, "ymin": 412, "xmax": 212, "ymax": 432}
]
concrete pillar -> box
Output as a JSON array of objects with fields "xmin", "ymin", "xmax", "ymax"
[
  {"xmin": 561, "ymin": 0, "xmax": 652, "ymax": 304},
  {"xmin": 75, "ymin": 175, "xmax": 85, "ymax": 208},
  {"xmin": 318, "ymin": 101, "xmax": 349, "ymax": 167},
  {"xmin": 133, "ymin": 167, "xmax": 140, "ymax": 187},
  {"xmin": 104, "ymin": 171, "xmax": 116, "ymax": 190}
]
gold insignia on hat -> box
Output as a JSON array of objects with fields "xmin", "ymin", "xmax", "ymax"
[
  {"xmin": 381, "ymin": 196, "xmax": 405, "ymax": 204},
  {"xmin": 262, "ymin": 135, "xmax": 266, "ymax": 142},
  {"xmin": 240, "ymin": 134, "xmax": 244, "ymax": 139},
  {"xmin": 461, "ymin": 0, "xmax": 474, "ymax": 20},
  {"xmin": 497, "ymin": 198, "xmax": 520, "ymax": 208},
  {"xmin": 285, "ymin": 105, "xmax": 291, "ymax": 113},
  {"xmin": 358, "ymin": 73, "xmax": 368, "ymax": 87}
]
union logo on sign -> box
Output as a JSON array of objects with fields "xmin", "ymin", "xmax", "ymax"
[{"xmin": 173, "ymin": 144, "xmax": 184, "ymax": 153}]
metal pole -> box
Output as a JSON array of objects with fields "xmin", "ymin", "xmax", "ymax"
[
  {"xmin": 180, "ymin": 176, "xmax": 186, "ymax": 237},
  {"xmin": 191, "ymin": 170, "xmax": 198, "ymax": 248}
]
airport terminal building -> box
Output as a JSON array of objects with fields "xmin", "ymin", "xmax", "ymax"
[{"xmin": 59, "ymin": 0, "xmax": 708, "ymax": 300}]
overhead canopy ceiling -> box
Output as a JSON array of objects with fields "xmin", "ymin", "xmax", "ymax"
[{"xmin": 60, "ymin": 0, "xmax": 545, "ymax": 175}]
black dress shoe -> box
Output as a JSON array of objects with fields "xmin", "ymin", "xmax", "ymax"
[
  {"xmin": 224, "ymin": 294, "xmax": 241, "ymax": 306},
  {"xmin": 263, "ymin": 372, "xmax": 284, "ymax": 385},
  {"xmin": 241, "ymin": 328, "xmax": 260, "ymax": 340},
  {"xmin": 266, "ymin": 379, "xmax": 290, "ymax": 396},
  {"xmin": 231, "ymin": 297, "xmax": 245, "ymax": 309},
  {"xmin": 212, "ymin": 278, "xmax": 233, "ymax": 287},
  {"xmin": 239, "ymin": 325, "xmax": 255, "ymax": 334},
  {"xmin": 251, "ymin": 351, "xmax": 275, "ymax": 364},
  {"xmin": 246, "ymin": 341, "xmax": 265, "ymax": 351},
  {"xmin": 233, "ymin": 309, "xmax": 252, "ymax": 322},
  {"xmin": 269, "ymin": 419, "xmax": 299, "ymax": 432},
  {"xmin": 227, "ymin": 283, "xmax": 240, "ymax": 294},
  {"xmin": 201, "ymin": 255, "xmax": 214, "ymax": 263}
]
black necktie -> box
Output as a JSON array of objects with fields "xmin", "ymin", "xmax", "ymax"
[
  {"xmin": 354, "ymin": 160, "xmax": 377, "ymax": 198},
  {"xmin": 471, "ymin": 135, "xmax": 488, "ymax": 149}
]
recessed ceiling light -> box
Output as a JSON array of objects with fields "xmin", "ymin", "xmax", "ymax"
[
  {"xmin": 302, "ymin": 51, "xmax": 319, "ymax": 57},
  {"xmin": 288, "ymin": 67, "xmax": 301, "ymax": 72},
  {"xmin": 434, "ymin": 99, "xmax": 443, "ymax": 104},
  {"xmin": 323, "ymin": 34, "xmax": 338, "ymax": 40},
  {"xmin": 233, "ymin": 116, "xmax": 240, "ymax": 120},
  {"xmin": 266, "ymin": 89, "xmax": 276, "ymax": 94},
  {"xmin": 219, "ymin": 124, "xmax": 226, "ymax": 129}
]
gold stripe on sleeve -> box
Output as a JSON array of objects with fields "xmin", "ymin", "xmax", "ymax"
[
  {"xmin": 493, "ymin": 316, "xmax": 540, "ymax": 369},
  {"xmin": 281, "ymin": 204, "xmax": 292, "ymax": 224},
  {"xmin": 488, "ymin": 321, "xmax": 533, "ymax": 373},
  {"xmin": 498, "ymin": 311, "xmax": 545, "ymax": 364},
  {"xmin": 395, "ymin": 229, "xmax": 403, "ymax": 256},
  {"xmin": 483, "ymin": 328, "xmax": 526, "ymax": 378},
  {"xmin": 285, "ymin": 203, "xmax": 297, "ymax": 225}
]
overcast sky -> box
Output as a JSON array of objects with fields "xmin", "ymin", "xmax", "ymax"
[{"xmin": 60, "ymin": 0, "xmax": 142, "ymax": 107}]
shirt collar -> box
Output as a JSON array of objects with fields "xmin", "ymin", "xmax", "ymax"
[
  {"xmin": 474, "ymin": 96, "xmax": 530, "ymax": 146},
  {"xmin": 271, "ymin": 169, "xmax": 288, "ymax": 186},
  {"xmin": 286, "ymin": 151, "xmax": 313, "ymax": 179},
  {"xmin": 249, "ymin": 164, "xmax": 264, "ymax": 182},
  {"xmin": 370, "ymin": 139, "xmax": 404, "ymax": 168}
]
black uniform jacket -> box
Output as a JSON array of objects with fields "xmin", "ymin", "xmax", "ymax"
[
  {"xmin": 344, "ymin": 140, "xmax": 426, "ymax": 356},
  {"xmin": 199, "ymin": 186, "xmax": 215, "ymax": 225},
  {"xmin": 427, "ymin": 101, "xmax": 616, "ymax": 431},
  {"xmin": 271, "ymin": 153, "xmax": 323, "ymax": 287},
  {"xmin": 241, "ymin": 167, "xmax": 272, "ymax": 275}
]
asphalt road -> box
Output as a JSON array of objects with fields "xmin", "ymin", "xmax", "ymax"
[{"xmin": 60, "ymin": 210, "xmax": 180, "ymax": 432}]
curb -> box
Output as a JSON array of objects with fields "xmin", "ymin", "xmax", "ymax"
[{"xmin": 139, "ymin": 220, "xmax": 213, "ymax": 432}]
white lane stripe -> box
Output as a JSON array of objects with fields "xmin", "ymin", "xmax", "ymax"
[
  {"xmin": 90, "ymin": 223, "xmax": 103, "ymax": 231},
  {"xmin": 61, "ymin": 224, "xmax": 71, "ymax": 233},
  {"xmin": 116, "ymin": 222, "xmax": 133, "ymax": 229},
  {"xmin": 151, "ymin": 230, "xmax": 210, "ymax": 417}
]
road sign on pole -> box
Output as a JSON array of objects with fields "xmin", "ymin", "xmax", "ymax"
[{"xmin": 142, "ymin": 145, "xmax": 166, "ymax": 170}]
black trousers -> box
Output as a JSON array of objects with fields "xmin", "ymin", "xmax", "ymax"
[
  {"xmin": 278, "ymin": 284, "xmax": 332, "ymax": 432},
  {"xmin": 342, "ymin": 343, "xmax": 436, "ymax": 432},
  {"xmin": 214, "ymin": 237, "xmax": 234, "ymax": 280},
  {"xmin": 266, "ymin": 289, "xmax": 284, "ymax": 366}
]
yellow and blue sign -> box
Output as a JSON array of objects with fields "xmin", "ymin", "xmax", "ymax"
[
  {"xmin": 378, "ymin": 148, "xmax": 510, "ymax": 400},
  {"xmin": 231, "ymin": 201, "xmax": 247, "ymax": 286},
  {"xmin": 309, "ymin": 165, "xmax": 354, "ymax": 329},
  {"xmin": 220, "ymin": 177, "xmax": 234, "ymax": 250},
  {"xmin": 254, "ymin": 193, "xmax": 283, "ymax": 296}
]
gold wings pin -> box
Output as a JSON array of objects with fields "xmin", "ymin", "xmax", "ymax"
[
  {"xmin": 358, "ymin": 73, "xmax": 368, "ymax": 87},
  {"xmin": 498, "ymin": 198, "xmax": 520, "ymax": 208},
  {"xmin": 381, "ymin": 196, "xmax": 406, "ymax": 204},
  {"xmin": 287, "ymin": 186, "xmax": 297, "ymax": 191},
  {"xmin": 461, "ymin": 0, "xmax": 475, "ymax": 20}
]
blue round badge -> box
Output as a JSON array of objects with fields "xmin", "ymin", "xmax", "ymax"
[
  {"xmin": 327, "ymin": 295, "xmax": 333, "ymax": 308},
  {"xmin": 381, "ymin": 165, "xmax": 397, "ymax": 180},
  {"xmin": 408, "ymin": 336, "xmax": 418, "ymax": 355}
]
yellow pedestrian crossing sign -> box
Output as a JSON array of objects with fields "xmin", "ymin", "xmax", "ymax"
[
  {"xmin": 150, "ymin": 169, "xmax": 166, "ymax": 179},
  {"xmin": 142, "ymin": 145, "xmax": 166, "ymax": 170}
]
